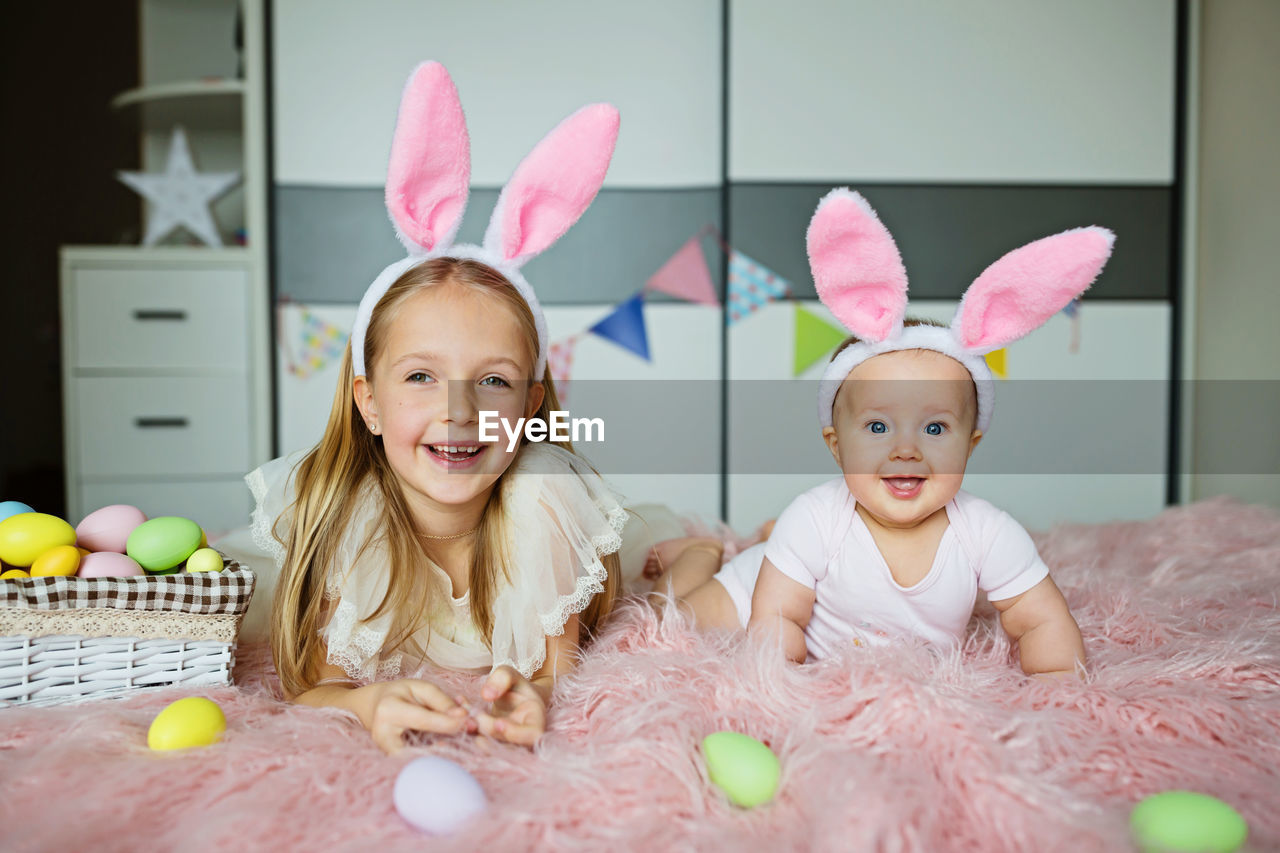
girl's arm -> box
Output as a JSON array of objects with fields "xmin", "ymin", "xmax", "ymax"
[
  {"xmin": 991, "ymin": 575, "xmax": 1086, "ymax": 679},
  {"xmin": 747, "ymin": 557, "xmax": 816, "ymax": 663},
  {"xmin": 291, "ymin": 659, "xmax": 471, "ymax": 755},
  {"xmin": 474, "ymin": 613, "xmax": 582, "ymax": 747}
]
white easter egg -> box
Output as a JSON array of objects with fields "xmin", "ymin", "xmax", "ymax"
[{"xmin": 393, "ymin": 756, "xmax": 487, "ymax": 835}]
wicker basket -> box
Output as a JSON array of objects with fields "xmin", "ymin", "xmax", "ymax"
[{"xmin": 0, "ymin": 554, "xmax": 254, "ymax": 706}]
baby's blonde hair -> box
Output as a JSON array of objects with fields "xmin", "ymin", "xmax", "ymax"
[
  {"xmin": 829, "ymin": 317, "xmax": 979, "ymax": 429},
  {"xmin": 270, "ymin": 257, "xmax": 619, "ymax": 697}
]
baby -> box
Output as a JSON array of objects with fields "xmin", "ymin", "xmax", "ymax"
[{"xmin": 655, "ymin": 189, "xmax": 1112, "ymax": 677}]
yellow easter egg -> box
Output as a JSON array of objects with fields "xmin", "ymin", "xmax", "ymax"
[
  {"xmin": 0, "ymin": 513, "xmax": 76, "ymax": 567},
  {"xmin": 77, "ymin": 547, "xmax": 92, "ymax": 558},
  {"xmin": 199, "ymin": 529, "xmax": 208, "ymax": 548},
  {"xmin": 147, "ymin": 697, "xmax": 226, "ymax": 751},
  {"xmin": 31, "ymin": 545, "xmax": 82, "ymax": 577},
  {"xmin": 1, "ymin": 569, "xmax": 31, "ymax": 579},
  {"xmin": 185, "ymin": 548, "xmax": 223, "ymax": 573}
]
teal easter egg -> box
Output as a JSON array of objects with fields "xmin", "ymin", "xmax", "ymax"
[
  {"xmin": 126, "ymin": 517, "xmax": 203, "ymax": 573},
  {"xmin": 1131, "ymin": 791, "xmax": 1248, "ymax": 853},
  {"xmin": 0, "ymin": 513, "xmax": 77, "ymax": 567},
  {"xmin": 0, "ymin": 501, "xmax": 36, "ymax": 524},
  {"xmin": 701, "ymin": 731, "xmax": 781, "ymax": 808}
]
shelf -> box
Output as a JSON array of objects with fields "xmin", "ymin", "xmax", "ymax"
[{"xmin": 111, "ymin": 78, "xmax": 244, "ymax": 130}]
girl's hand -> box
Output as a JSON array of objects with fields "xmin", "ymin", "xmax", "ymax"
[
  {"xmin": 361, "ymin": 678, "xmax": 472, "ymax": 755},
  {"xmin": 474, "ymin": 665, "xmax": 548, "ymax": 747}
]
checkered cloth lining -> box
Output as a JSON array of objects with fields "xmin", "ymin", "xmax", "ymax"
[{"xmin": 0, "ymin": 557, "xmax": 253, "ymax": 616}]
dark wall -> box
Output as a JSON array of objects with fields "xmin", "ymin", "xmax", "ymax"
[{"xmin": 1, "ymin": 7, "xmax": 140, "ymax": 516}]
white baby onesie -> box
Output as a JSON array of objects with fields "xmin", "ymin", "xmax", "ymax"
[{"xmin": 713, "ymin": 479, "xmax": 1050, "ymax": 660}]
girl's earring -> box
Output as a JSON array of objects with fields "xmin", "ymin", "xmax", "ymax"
[{"xmin": 369, "ymin": 422, "xmax": 379, "ymax": 434}]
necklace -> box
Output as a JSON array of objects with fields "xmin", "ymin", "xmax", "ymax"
[{"xmin": 420, "ymin": 526, "xmax": 480, "ymax": 541}]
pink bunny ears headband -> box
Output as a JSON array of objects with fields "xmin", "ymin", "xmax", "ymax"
[
  {"xmin": 350, "ymin": 62, "xmax": 620, "ymax": 378},
  {"xmin": 808, "ymin": 188, "xmax": 1116, "ymax": 432}
]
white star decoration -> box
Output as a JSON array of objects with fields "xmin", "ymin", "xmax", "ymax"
[{"xmin": 117, "ymin": 126, "xmax": 241, "ymax": 247}]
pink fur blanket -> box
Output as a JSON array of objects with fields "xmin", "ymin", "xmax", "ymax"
[{"xmin": 3, "ymin": 498, "xmax": 1279, "ymax": 852}]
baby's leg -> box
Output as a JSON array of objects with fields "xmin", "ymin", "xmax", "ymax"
[
  {"xmin": 670, "ymin": 577, "xmax": 742, "ymax": 632},
  {"xmin": 649, "ymin": 541, "xmax": 764, "ymax": 634},
  {"xmin": 644, "ymin": 537, "xmax": 724, "ymax": 597}
]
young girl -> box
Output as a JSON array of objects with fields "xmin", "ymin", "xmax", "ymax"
[
  {"xmin": 249, "ymin": 62, "xmax": 626, "ymax": 753},
  {"xmin": 655, "ymin": 188, "xmax": 1113, "ymax": 678}
]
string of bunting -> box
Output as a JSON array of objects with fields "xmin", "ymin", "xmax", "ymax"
[
  {"xmin": 276, "ymin": 230, "xmax": 1084, "ymax": 384},
  {"xmin": 277, "ymin": 298, "xmax": 350, "ymax": 378}
]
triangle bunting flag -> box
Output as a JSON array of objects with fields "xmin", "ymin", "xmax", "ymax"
[
  {"xmin": 547, "ymin": 336, "xmax": 577, "ymax": 402},
  {"xmin": 727, "ymin": 250, "xmax": 789, "ymax": 325},
  {"xmin": 588, "ymin": 293, "xmax": 651, "ymax": 361},
  {"xmin": 984, "ymin": 348, "xmax": 1008, "ymax": 379},
  {"xmin": 645, "ymin": 236, "xmax": 718, "ymax": 306},
  {"xmin": 793, "ymin": 305, "xmax": 849, "ymax": 376}
]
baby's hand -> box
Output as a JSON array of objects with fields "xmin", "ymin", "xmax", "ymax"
[{"xmin": 473, "ymin": 665, "xmax": 547, "ymax": 747}]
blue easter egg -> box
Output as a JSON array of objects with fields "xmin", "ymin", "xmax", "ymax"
[{"xmin": 0, "ymin": 502, "xmax": 36, "ymax": 524}]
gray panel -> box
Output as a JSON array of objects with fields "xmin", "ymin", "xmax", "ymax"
[
  {"xmin": 274, "ymin": 186, "xmax": 723, "ymax": 304},
  {"xmin": 730, "ymin": 184, "xmax": 1172, "ymax": 300},
  {"xmin": 727, "ymin": 380, "xmax": 1170, "ymax": 475}
]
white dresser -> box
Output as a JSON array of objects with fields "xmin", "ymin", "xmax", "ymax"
[{"xmin": 59, "ymin": 247, "xmax": 272, "ymax": 534}]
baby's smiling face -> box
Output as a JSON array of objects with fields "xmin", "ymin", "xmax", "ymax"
[{"xmin": 822, "ymin": 349, "xmax": 983, "ymax": 531}]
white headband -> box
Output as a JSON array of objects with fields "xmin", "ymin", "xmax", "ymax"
[
  {"xmin": 806, "ymin": 188, "xmax": 1116, "ymax": 433},
  {"xmin": 350, "ymin": 62, "xmax": 619, "ymax": 379},
  {"xmin": 818, "ymin": 324, "xmax": 995, "ymax": 431}
]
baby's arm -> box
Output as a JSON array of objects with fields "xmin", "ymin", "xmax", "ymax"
[
  {"xmin": 990, "ymin": 576, "xmax": 1085, "ymax": 679},
  {"xmin": 474, "ymin": 613, "xmax": 582, "ymax": 747},
  {"xmin": 747, "ymin": 557, "xmax": 816, "ymax": 663}
]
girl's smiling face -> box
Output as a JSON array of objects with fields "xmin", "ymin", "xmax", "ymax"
[
  {"xmin": 354, "ymin": 280, "xmax": 543, "ymax": 526},
  {"xmin": 822, "ymin": 349, "xmax": 982, "ymax": 531}
]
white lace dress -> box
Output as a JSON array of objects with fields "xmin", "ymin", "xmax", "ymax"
[{"xmin": 246, "ymin": 443, "xmax": 627, "ymax": 681}]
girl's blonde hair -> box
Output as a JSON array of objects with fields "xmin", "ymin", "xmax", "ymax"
[{"xmin": 270, "ymin": 257, "xmax": 619, "ymax": 697}]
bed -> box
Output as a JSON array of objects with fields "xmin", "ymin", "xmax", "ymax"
[{"xmin": 2, "ymin": 498, "xmax": 1278, "ymax": 851}]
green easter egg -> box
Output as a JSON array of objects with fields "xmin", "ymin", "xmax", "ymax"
[
  {"xmin": 1131, "ymin": 791, "xmax": 1248, "ymax": 853},
  {"xmin": 702, "ymin": 731, "xmax": 780, "ymax": 808},
  {"xmin": 126, "ymin": 517, "xmax": 203, "ymax": 572}
]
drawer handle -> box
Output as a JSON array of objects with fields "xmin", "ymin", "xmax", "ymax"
[
  {"xmin": 132, "ymin": 309, "xmax": 188, "ymax": 321},
  {"xmin": 134, "ymin": 417, "xmax": 190, "ymax": 429}
]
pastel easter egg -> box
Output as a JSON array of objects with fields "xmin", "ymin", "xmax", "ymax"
[
  {"xmin": 1131, "ymin": 791, "xmax": 1248, "ymax": 853},
  {"xmin": 185, "ymin": 548, "xmax": 224, "ymax": 573},
  {"xmin": 78, "ymin": 551, "xmax": 144, "ymax": 578},
  {"xmin": 30, "ymin": 545, "xmax": 81, "ymax": 577},
  {"xmin": 0, "ymin": 501, "xmax": 36, "ymax": 523},
  {"xmin": 701, "ymin": 731, "xmax": 781, "ymax": 808},
  {"xmin": 1, "ymin": 569, "xmax": 30, "ymax": 579},
  {"xmin": 76, "ymin": 504, "xmax": 148, "ymax": 553},
  {"xmin": 126, "ymin": 517, "xmax": 203, "ymax": 573},
  {"xmin": 0, "ymin": 513, "xmax": 77, "ymax": 567},
  {"xmin": 394, "ymin": 756, "xmax": 488, "ymax": 835},
  {"xmin": 148, "ymin": 697, "xmax": 226, "ymax": 751}
]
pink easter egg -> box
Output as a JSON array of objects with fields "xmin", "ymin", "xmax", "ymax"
[
  {"xmin": 76, "ymin": 504, "xmax": 148, "ymax": 553},
  {"xmin": 77, "ymin": 551, "xmax": 144, "ymax": 577}
]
